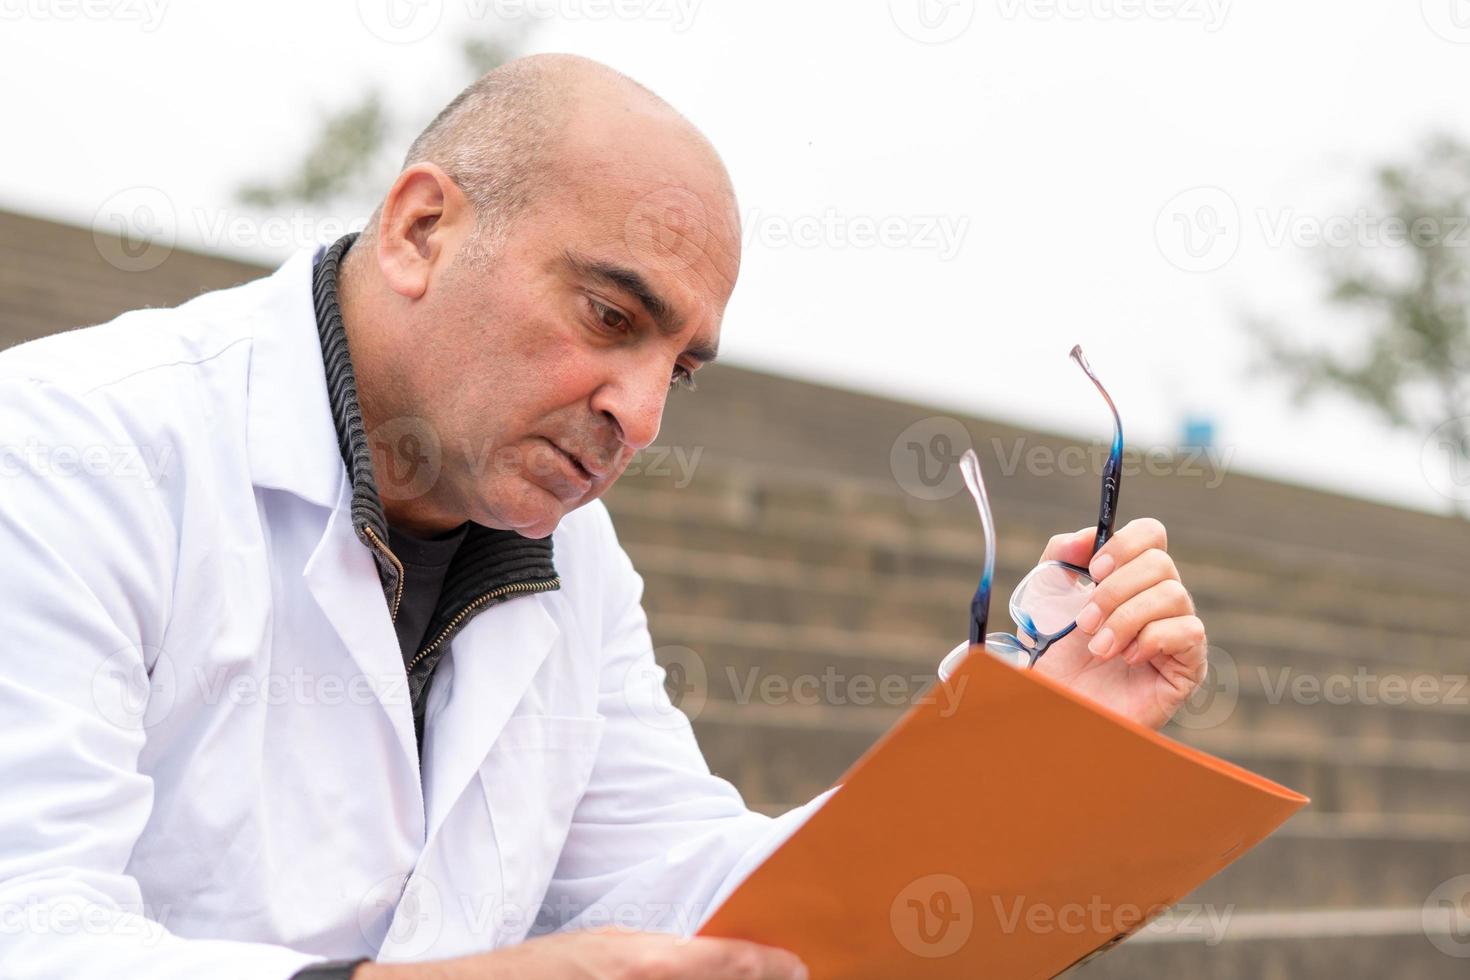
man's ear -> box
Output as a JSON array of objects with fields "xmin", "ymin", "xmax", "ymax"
[{"xmin": 373, "ymin": 163, "xmax": 472, "ymax": 301}]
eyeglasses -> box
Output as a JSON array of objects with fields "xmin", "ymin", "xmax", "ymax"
[{"xmin": 939, "ymin": 346, "xmax": 1123, "ymax": 677}]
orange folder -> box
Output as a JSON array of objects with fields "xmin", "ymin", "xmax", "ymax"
[{"xmin": 699, "ymin": 645, "xmax": 1309, "ymax": 978}]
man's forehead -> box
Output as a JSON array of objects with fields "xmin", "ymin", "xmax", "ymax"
[
  {"xmin": 582, "ymin": 172, "xmax": 741, "ymax": 284},
  {"xmin": 551, "ymin": 120, "xmax": 741, "ymax": 282},
  {"xmin": 531, "ymin": 103, "xmax": 741, "ymax": 348}
]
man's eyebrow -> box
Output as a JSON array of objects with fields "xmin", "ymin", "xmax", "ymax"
[
  {"xmin": 563, "ymin": 249, "xmax": 718, "ymax": 364},
  {"xmin": 563, "ymin": 250, "xmax": 681, "ymax": 335},
  {"xmin": 684, "ymin": 338, "xmax": 719, "ymax": 365}
]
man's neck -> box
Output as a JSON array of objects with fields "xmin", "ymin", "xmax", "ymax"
[{"xmin": 333, "ymin": 239, "xmax": 462, "ymax": 535}]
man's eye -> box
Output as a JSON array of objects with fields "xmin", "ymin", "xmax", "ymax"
[
  {"xmin": 588, "ymin": 298, "xmax": 631, "ymax": 333},
  {"xmin": 670, "ymin": 365, "xmax": 697, "ymax": 391}
]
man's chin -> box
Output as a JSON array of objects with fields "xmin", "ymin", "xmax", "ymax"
[{"xmin": 475, "ymin": 481, "xmax": 583, "ymax": 539}]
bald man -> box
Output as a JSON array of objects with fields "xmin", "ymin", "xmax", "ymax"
[{"xmin": 0, "ymin": 54, "xmax": 1207, "ymax": 979}]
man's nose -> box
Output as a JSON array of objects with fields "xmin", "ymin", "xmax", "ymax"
[{"xmin": 591, "ymin": 368, "xmax": 667, "ymax": 454}]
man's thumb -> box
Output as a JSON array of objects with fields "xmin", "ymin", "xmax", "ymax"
[{"xmin": 1039, "ymin": 526, "xmax": 1094, "ymax": 566}]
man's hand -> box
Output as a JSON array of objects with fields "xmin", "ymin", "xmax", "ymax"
[
  {"xmin": 355, "ymin": 928, "xmax": 809, "ymax": 980},
  {"xmin": 1030, "ymin": 518, "xmax": 1208, "ymax": 730}
]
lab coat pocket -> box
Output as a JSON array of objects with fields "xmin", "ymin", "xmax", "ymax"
[{"xmin": 479, "ymin": 713, "xmax": 605, "ymax": 943}]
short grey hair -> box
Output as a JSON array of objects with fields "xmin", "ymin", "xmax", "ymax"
[
  {"xmin": 397, "ymin": 59, "xmax": 564, "ymax": 258},
  {"xmin": 362, "ymin": 55, "xmax": 675, "ymax": 266}
]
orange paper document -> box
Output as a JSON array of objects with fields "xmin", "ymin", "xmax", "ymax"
[{"xmin": 700, "ymin": 645, "xmax": 1309, "ymax": 978}]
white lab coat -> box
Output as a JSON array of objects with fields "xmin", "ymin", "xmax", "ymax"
[{"xmin": 0, "ymin": 244, "xmax": 828, "ymax": 979}]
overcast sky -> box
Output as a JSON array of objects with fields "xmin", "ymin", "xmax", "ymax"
[{"xmin": 3, "ymin": 0, "xmax": 1469, "ymax": 514}]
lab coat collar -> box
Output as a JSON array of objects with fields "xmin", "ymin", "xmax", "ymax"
[{"xmin": 246, "ymin": 242, "xmax": 348, "ymax": 511}]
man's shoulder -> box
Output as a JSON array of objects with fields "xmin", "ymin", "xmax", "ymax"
[{"xmin": 0, "ymin": 273, "xmax": 271, "ymax": 398}]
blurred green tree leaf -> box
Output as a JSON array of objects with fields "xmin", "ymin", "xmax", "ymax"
[
  {"xmin": 235, "ymin": 26, "xmax": 531, "ymax": 215},
  {"xmin": 1250, "ymin": 133, "xmax": 1470, "ymax": 516}
]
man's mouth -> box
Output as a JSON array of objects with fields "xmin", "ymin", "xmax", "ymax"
[{"xmin": 547, "ymin": 439, "xmax": 608, "ymax": 485}]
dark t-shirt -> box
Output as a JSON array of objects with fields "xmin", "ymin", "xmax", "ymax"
[{"xmin": 387, "ymin": 522, "xmax": 469, "ymax": 665}]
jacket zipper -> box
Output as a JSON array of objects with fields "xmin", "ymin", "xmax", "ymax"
[
  {"xmin": 406, "ymin": 577, "xmax": 561, "ymax": 673},
  {"xmin": 359, "ymin": 523, "xmax": 405, "ymax": 623}
]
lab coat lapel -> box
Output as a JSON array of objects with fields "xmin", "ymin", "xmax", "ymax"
[
  {"xmin": 249, "ymin": 245, "xmax": 426, "ymax": 814},
  {"xmin": 421, "ymin": 596, "xmax": 560, "ymax": 843},
  {"xmin": 302, "ymin": 479, "xmax": 426, "ymax": 815}
]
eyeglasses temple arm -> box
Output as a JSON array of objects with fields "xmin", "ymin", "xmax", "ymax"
[
  {"xmin": 1070, "ymin": 345, "xmax": 1123, "ymax": 556},
  {"xmin": 959, "ymin": 450, "xmax": 995, "ymax": 646}
]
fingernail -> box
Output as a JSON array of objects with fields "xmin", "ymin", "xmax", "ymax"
[
  {"xmin": 791, "ymin": 964, "xmax": 810, "ymax": 980},
  {"xmin": 1076, "ymin": 602, "xmax": 1102, "ymax": 633},
  {"xmin": 1089, "ymin": 554, "xmax": 1115, "ymax": 580},
  {"xmin": 1088, "ymin": 628, "xmax": 1114, "ymax": 657}
]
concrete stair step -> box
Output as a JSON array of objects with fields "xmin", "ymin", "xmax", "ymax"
[
  {"xmin": 1069, "ymin": 912, "xmax": 1469, "ymax": 979},
  {"xmin": 737, "ymin": 806, "xmax": 1470, "ymax": 916},
  {"xmin": 647, "ymin": 614, "xmax": 1470, "ymax": 747},
  {"xmin": 1178, "ymin": 666, "xmax": 1470, "ymax": 746},
  {"xmin": 1183, "ymin": 814, "xmax": 1470, "ymax": 911},
  {"xmin": 635, "ymin": 558, "xmax": 1470, "ymax": 675},
  {"xmin": 606, "ymin": 457, "xmax": 1470, "ymax": 596},
  {"xmin": 688, "ymin": 702, "xmax": 1470, "ymax": 818},
  {"xmin": 641, "ymin": 364, "xmax": 1470, "ymax": 587},
  {"xmin": 607, "ymin": 497, "xmax": 1469, "ymax": 635}
]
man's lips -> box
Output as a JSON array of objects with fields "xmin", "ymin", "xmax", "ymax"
[{"xmin": 550, "ymin": 439, "xmax": 613, "ymax": 481}]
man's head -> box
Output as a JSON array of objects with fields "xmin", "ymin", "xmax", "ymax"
[{"xmin": 339, "ymin": 53, "xmax": 740, "ymax": 538}]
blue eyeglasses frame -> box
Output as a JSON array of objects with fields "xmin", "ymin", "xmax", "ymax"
[{"xmin": 964, "ymin": 345, "xmax": 1124, "ymax": 667}]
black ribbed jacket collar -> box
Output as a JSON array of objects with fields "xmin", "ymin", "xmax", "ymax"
[{"xmin": 310, "ymin": 233, "xmax": 560, "ymax": 698}]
